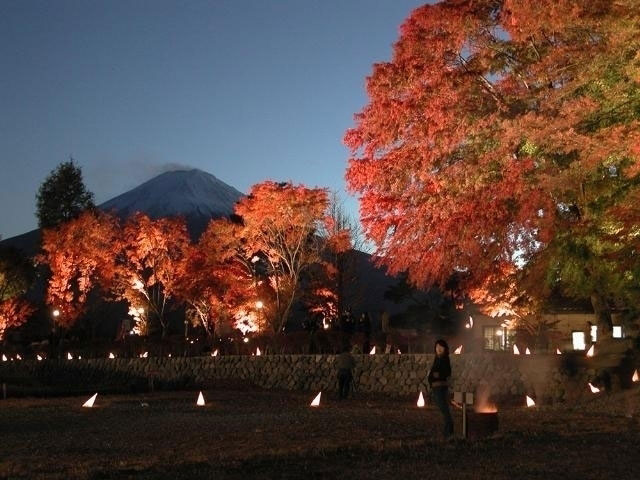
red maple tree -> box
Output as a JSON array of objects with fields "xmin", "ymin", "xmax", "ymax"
[
  {"xmin": 234, "ymin": 181, "xmax": 330, "ymax": 333},
  {"xmin": 174, "ymin": 218, "xmax": 254, "ymax": 339},
  {"xmin": 345, "ymin": 0, "xmax": 640, "ymax": 333},
  {"xmin": 113, "ymin": 213, "xmax": 191, "ymax": 337},
  {"xmin": 0, "ymin": 298, "xmax": 34, "ymax": 341},
  {"xmin": 40, "ymin": 211, "xmax": 120, "ymax": 328}
]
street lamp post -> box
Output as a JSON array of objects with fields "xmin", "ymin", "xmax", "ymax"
[
  {"xmin": 256, "ymin": 300, "xmax": 264, "ymax": 334},
  {"xmin": 51, "ymin": 309, "xmax": 61, "ymax": 359}
]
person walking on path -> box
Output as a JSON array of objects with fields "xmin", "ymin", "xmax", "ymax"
[
  {"xmin": 336, "ymin": 345, "xmax": 356, "ymax": 400},
  {"xmin": 428, "ymin": 339, "xmax": 454, "ymax": 437}
]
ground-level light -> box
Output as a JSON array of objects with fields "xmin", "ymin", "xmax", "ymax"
[
  {"xmin": 197, "ymin": 391, "xmax": 205, "ymax": 406},
  {"xmin": 67, "ymin": 352, "xmax": 73, "ymax": 360},
  {"xmin": 256, "ymin": 347, "xmax": 261, "ymax": 356},
  {"xmin": 310, "ymin": 392, "xmax": 321, "ymax": 407},
  {"xmin": 83, "ymin": 393, "xmax": 98, "ymax": 408},
  {"xmin": 108, "ymin": 352, "xmax": 115, "ymax": 359},
  {"xmin": 588, "ymin": 383, "xmax": 600, "ymax": 393},
  {"xmin": 525, "ymin": 347, "xmax": 531, "ymax": 355},
  {"xmin": 586, "ymin": 345, "xmax": 595, "ymax": 357},
  {"xmin": 369, "ymin": 346, "xmax": 376, "ymax": 355},
  {"xmin": 454, "ymin": 345, "xmax": 463, "ymax": 354},
  {"xmin": 526, "ymin": 396, "xmax": 535, "ymax": 407},
  {"xmin": 633, "ymin": 369, "xmax": 639, "ymax": 383},
  {"xmin": 417, "ymin": 391, "xmax": 425, "ymax": 408},
  {"xmin": 211, "ymin": 350, "xmax": 219, "ymax": 357},
  {"xmin": 513, "ymin": 345, "xmax": 520, "ymax": 355},
  {"xmin": 556, "ymin": 348, "xmax": 562, "ymax": 355},
  {"xmin": 37, "ymin": 354, "xmax": 43, "ymax": 361}
]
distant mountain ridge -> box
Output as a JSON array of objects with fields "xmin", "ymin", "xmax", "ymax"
[
  {"xmin": 100, "ymin": 169, "xmax": 244, "ymax": 238},
  {"xmin": 0, "ymin": 169, "xmax": 244, "ymax": 254}
]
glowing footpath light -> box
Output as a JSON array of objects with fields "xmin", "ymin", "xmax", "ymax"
[
  {"xmin": 556, "ymin": 348, "xmax": 562, "ymax": 355},
  {"xmin": 454, "ymin": 345, "xmax": 463, "ymax": 354},
  {"xmin": 256, "ymin": 347, "xmax": 261, "ymax": 356},
  {"xmin": 513, "ymin": 345, "xmax": 520, "ymax": 355},
  {"xmin": 140, "ymin": 352, "xmax": 148, "ymax": 358},
  {"xmin": 67, "ymin": 352, "xmax": 73, "ymax": 360},
  {"xmin": 37, "ymin": 354, "xmax": 43, "ymax": 361},
  {"xmin": 526, "ymin": 395, "xmax": 536, "ymax": 407},
  {"xmin": 417, "ymin": 391, "xmax": 425, "ymax": 408},
  {"xmin": 633, "ymin": 369, "xmax": 639, "ymax": 383},
  {"xmin": 525, "ymin": 347, "xmax": 531, "ymax": 355},
  {"xmin": 196, "ymin": 391, "xmax": 205, "ymax": 406},
  {"xmin": 83, "ymin": 393, "xmax": 98, "ymax": 408},
  {"xmin": 369, "ymin": 346, "xmax": 376, "ymax": 355},
  {"xmin": 586, "ymin": 345, "xmax": 595, "ymax": 357},
  {"xmin": 211, "ymin": 349, "xmax": 219, "ymax": 357},
  {"xmin": 310, "ymin": 392, "xmax": 321, "ymax": 407},
  {"xmin": 397, "ymin": 349, "xmax": 402, "ymax": 355},
  {"xmin": 588, "ymin": 383, "xmax": 600, "ymax": 393},
  {"xmin": 1, "ymin": 354, "xmax": 7, "ymax": 362},
  {"xmin": 16, "ymin": 354, "xmax": 22, "ymax": 360},
  {"xmin": 108, "ymin": 352, "xmax": 115, "ymax": 359}
]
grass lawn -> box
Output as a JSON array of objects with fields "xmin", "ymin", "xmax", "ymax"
[{"xmin": 1, "ymin": 387, "xmax": 639, "ymax": 479}]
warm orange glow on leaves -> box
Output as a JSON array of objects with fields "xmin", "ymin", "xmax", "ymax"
[
  {"xmin": 235, "ymin": 182, "xmax": 330, "ymax": 333},
  {"xmin": 0, "ymin": 297, "xmax": 34, "ymax": 341},
  {"xmin": 115, "ymin": 214, "xmax": 191, "ymax": 337},
  {"xmin": 40, "ymin": 211, "xmax": 120, "ymax": 328},
  {"xmin": 344, "ymin": 0, "xmax": 640, "ymax": 327}
]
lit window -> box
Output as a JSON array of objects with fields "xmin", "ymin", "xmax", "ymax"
[
  {"xmin": 612, "ymin": 325, "xmax": 623, "ymax": 338},
  {"xmin": 483, "ymin": 326, "xmax": 507, "ymax": 351},
  {"xmin": 590, "ymin": 325, "xmax": 597, "ymax": 343},
  {"xmin": 572, "ymin": 331, "xmax": 586, "ymax": 350}
]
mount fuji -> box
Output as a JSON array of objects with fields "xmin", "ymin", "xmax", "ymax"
[
  {"xmin": 100, "ymin": 169, "xmax": 244, "ymax": 238},
  {"xmin": 1, "ymin": 169, "xmax": 244, "ymax": 254}
]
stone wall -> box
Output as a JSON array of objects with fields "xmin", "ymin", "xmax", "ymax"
[{"xmin": 0, "ymin": 353, "xmax": 598, "ymax": 403}]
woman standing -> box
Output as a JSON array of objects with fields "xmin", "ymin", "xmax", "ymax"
[{"xmin": 428, "ymin": 339, "xmax": 454, "ymax": 437}]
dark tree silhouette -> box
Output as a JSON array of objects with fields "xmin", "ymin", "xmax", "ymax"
[{"xmin": 36, "ymin": 158, "xmax": 95, "ymax": 229}]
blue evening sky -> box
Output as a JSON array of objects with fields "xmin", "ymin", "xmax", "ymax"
[{"xmin": 0, "ymin": 0, "xmax": 430, "ymax": 239}]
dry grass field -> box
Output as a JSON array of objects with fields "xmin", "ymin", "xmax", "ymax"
[{"xmin": 2, "ymin": 387, "xmax": 639, "ymax": 479}]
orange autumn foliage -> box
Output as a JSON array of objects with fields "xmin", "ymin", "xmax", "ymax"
[
  {"xmin": 345, "ymin": 0, "xmax": 640, "ymax": 308},
  {"xmin": 0, "ymin": 297, "xmax": 34, "ymax": 340},
  {"xmin": 234, "ymin": 181, "xmax": 330, "ymax": 333},
  {"xmin": 40, "ymin": 211, "xmax": 119, "ymax": 328}
]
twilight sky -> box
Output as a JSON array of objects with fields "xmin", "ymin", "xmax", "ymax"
[{"xmin": 0, "ymin": 0, "xmax": 429, "ymax": 239}]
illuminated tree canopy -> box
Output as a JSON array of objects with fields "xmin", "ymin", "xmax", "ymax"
[{"xmin": 345, "ymin": 0, "xmax": 640, "ymax": 332}]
